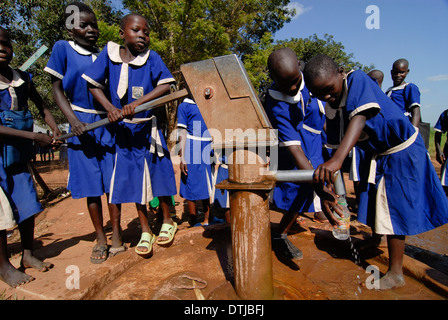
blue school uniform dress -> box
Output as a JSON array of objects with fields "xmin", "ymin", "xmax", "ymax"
[
  {"xmin": 212, "ymin": 155, "xmax": 229, "ymax": 209},
  {"xmin": 177, "ymin": 98, "xmax": 213, "ymax": 201},
  {"xmin": 385, "ymin": 82, "xmax": 420, "ymax": 120},
  {"xmin": 82, "ymin": 42, "xmax": 176, "ymax": 204},
  {"xmin": 264, "ymin": 79, "xmax": 315, "ymax": 213},
  {"xmin": 327, "ymin": 70, "xmax": 448, "ymax": 235},
  {"xmin": 45, "ymin": 40, "xmax": 115, "ymax": 199},
  {"xmin": 0, "ymin": 68, "xmax": 42, "ymax": 225},
  {"xmin": 434, "ymin": 109, "xmax": 448, "ymax": 186},
  {"xmin": 300, "ymin": 92, "xmax": 326, "ymax": 211}
]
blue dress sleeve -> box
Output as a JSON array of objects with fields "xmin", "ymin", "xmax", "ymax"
[
  {"xmin": 177, "ymin": 102, "xmax": 188, "ymax": 129},
  {"xmin": 271, "ymin": 101, "xmax": 303, "ymax": 147},
  {"xmin": 404, "ymin": 83, "xmax": 421, "ymax": 111},
  {"xmin": 345, "ymin": 71, "xmax": 381, "ymax": 120},
  {"xmin": 148, "ymin": 51, "xmax": 175, "ymax": 87},
  {"xmin": 44, "ymin": 40, "xmax": 67, "ymax": 80},
  {"xmin": 82, "ymin": 44, "xmax": 109, "ymax": 89},
  {"xmin": 435, "ymin": 110, "xmax": 448, "ymax": 133}
]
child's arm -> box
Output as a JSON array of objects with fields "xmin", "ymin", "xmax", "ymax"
[
  {"xmin": 0, "ymin": 126, "xmax": 52, "ymax": 147},
  {"xmin": 178, "ymin": 127, "xmax": 188, "ymax": 175},
  {"xmin": 50, "ymin": 76, "xmax": 85, "ymax": 136},
  {"xmin": 314, "ymin": 114, "xmax": 366, "ymax": 224},
  {"xmin": 122, "ymin": 84, "xmax": 171, "ymax": 118},
  {"xmin": 314, "ymin": 114, "xmax": 366, "ymax": 185},
  {"xmin": 88, "ymin": 84, "xmax": 123, "ymax": 123},
  {"xmin": 28, "ymin": 79, "xmax": 61, "ymax": 140},
  {"xmin": 435, "ymin": 131, "xmax": 446, "ymax": 164},
  {"xmin": 287, "ymin": 145, "xmax": 314, "ymax": 171},
  {"xmin": 410, "ymin": 106, "xmax": 421, "ymax": 127}
]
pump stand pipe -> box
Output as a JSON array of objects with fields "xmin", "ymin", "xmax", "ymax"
[{"xmin": 262, "ymin": 169, "xmax": 347, "ymax": 196}]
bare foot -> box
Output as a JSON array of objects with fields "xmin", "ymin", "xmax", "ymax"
[
  {"xmin": 378, "ymin": 272, "xmax": 405, "ymax": 290},
  {"xmin": 0, "ymin": 263, "xmax": 34, "ymax": 288},
  {"xmin": 21, "ymin": 250, "xmax": 53, "ymax": 272}
]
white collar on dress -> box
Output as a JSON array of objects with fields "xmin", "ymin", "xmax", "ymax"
[
  {"xmin": 0, "ymin": 68, "xmax": 25, "ymax": 90},
  {"xmin": 107, "ymin": 41, "xmax": 150, "ymax": 66},
  {"xmin": 68, "ymin": 41, "xmax": 99, "ymax": 56},
  {"xmin": 183, "ymin": 98, "xmax": 196, "ymax": 104}
]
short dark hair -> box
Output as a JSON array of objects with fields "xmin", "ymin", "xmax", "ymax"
[
  {"xmin": 120, "ymin": 13, "xmax": 148, "ymax": 30},
  {"xmin": 64, "ymin": 2, "xmax": 95, "ymax": 28},
  {"xmin": 303, "ymin": 54, "xmax": 339, "ymax": 84}
]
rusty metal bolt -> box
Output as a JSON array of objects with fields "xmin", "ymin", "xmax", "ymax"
[{"xmin": 204, "ymin": 87, "xmax": 214, "ymax": 99}]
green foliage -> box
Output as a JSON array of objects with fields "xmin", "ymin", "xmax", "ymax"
[
  {"xmin": 1, "ymin": 0, "xmax": 373, "ymax": 131},
  {"xmin": 243, "ymin": 33, "xmax": 375, "ymax": 91},
  {"xmin": 0, "ymin": 0, "xmax": 122, "ymax": 127},
  {"xmin": 123, "ymin": 0, "xmax": 295, "ymax": 76}
]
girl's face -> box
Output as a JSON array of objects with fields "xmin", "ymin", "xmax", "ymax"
[
  {"xmin": 120, "ymin": 16, "xmax": 150, "ymax": 55},
  {"xmin": 0, "ymin": 29, "xmax": 13, "ymax": 68},
  {"xmin": 307, "ymin": 69, "xmax": 345, "ymax": 109},
  {"xmin": 68, "ymin": 11, "xmax": 99, "ymax": 50}
]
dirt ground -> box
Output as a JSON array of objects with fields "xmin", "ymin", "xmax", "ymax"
[{"xmin": 1, "ymin": 154, "xmax": 447, "ymax": 301}]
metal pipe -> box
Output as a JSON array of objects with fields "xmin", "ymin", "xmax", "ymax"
[
  {"xmin": 56, "ymin": 89, "xmax": 188, "ymax": 140},
  {"xmin": 263, "ymin": 169, "xmax": 346, "ymax": 195}
]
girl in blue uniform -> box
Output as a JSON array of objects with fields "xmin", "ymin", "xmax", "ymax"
[
  {"xmin": 177, "ymin": 98, "xmax": 214, "ymax": 226},
  {"xmin": 385, "ymin": 59, "xmax": 421, "ymax": 127},
  {"xmin": 304, "ymin": 54, "xmax": 448, "ymax": 290},
  {"xmin": 45, "ymin": 2, "xmax": 122, "ymax": 263},
  {"xmin": 300, "ymin": 92, "xmax": 327, "ymax": 222},
  {"xmin": 265, "ymin": 48, "xmax": 326, "ymax": 260},
  {"xmin": 83, "ymin": 13, "xmax": 177, "ymax": 256},
  {"xmin": 434, "ymin": 109, "xmax": 448, "ymax": 194},
  {"xmin": 0, "ymin": 27, "xmax": 60, "ymax": 287}
]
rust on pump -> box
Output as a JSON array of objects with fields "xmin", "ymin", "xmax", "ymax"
[
  {"xmin": 180, "ymin": 54, "xmax": 277, "ymax": 149},
  {"xmin": 180, "ymin": 55, "xmax": 346, "ymax": 300},
  {"xmin": 181, "ymin": 55, "xmax": 278, "ymax": 300}
]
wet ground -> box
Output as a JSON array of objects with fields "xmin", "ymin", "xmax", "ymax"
[{"xmin": 0, "ymin": 159, "xmax": 447, "ymax": 301}]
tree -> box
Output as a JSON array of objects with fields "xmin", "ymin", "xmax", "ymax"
[
  {"xmin": 0, "ymin": 0, "xmax": 123, "ymax": 127},
  {"xmin": 244, "ymin": 33, "xmax": 375, "ymax": 91},
  {"xmin": 123, "ymin": 0, "xmax": 295, "ymax": 74}
]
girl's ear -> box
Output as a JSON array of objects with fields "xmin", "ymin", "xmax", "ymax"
[{"xmin": 119, "ymin": 29, "xmax": 124, "ymax": 39}]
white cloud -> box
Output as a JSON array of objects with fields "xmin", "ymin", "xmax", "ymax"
[
  {"xmin": 287, "ymin": 2, "xmax": 312, "ymax": 19},
  {"xmin": 427, "ymin": 74, "xmax": 448, "ymax": 82}
]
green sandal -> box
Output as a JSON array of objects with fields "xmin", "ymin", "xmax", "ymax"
[
  {"xmin": 135, "ymin": 232, "xmax": 156, "ymax": 256},
  {"xmin": 157, "ymin": 222, "xmax": 177, "ymax": 246}
]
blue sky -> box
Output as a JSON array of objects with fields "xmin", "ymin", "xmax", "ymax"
[
  {"xmin": 111, "ymin": 0, "xmax": 448, "ymax": 126},
  {"xmin": 275, "ymin": 0, "xmax": 448, "ymax": 126}
]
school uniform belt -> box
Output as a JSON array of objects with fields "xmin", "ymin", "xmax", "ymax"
[
  {"xmin": 71, "ymin": 104, "xmax": 108, "ymax": 115},
  {"xmin": 123, "ymin": 116, "xmax": 164, "ymax": 157},
  {"xmin": 302, "ymin": 124, "xmax": 322, "ymax": 135},
  {"xmin": 367, "ymin": 128, "xmax": 419, "ymax": 184},
  {"xmin": 186, "ymin": 134, "xmax": 213, "ymax": 142}
]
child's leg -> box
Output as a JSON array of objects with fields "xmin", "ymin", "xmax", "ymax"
[
  {"xmin": 187, "ymin": 200, "xmax": 198, "ymax": 226},
  {"xmin": 379, "ymin": 235, "xmax": 406, "ymax": 289},
  {"xmin": 272, "ymin": 211, "xmax": 303, "ymax": 260},
  {"xmin": 277, "ymin": 211, "xmax": 299, "ymax": 235},
  {"xmin": 105, "ymin": 194, "xmax": 122, "ymax": 249},
  {"xmin": 18, "ymin": 216, "xmax": 52, "ymax": 272},
  {"xmin": 201, "ymin": 199, "xmax": 211, "ymax": 225},
  {"xmin": 87, "ymin": 196, "xmax": 108, "ymax": 262},
  {"xmin": 0, "ymin": 230, "xmax": 34, "ymax": 287}
]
